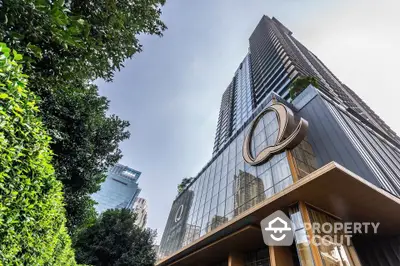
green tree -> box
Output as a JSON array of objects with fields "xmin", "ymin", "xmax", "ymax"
[
  {"xmin": 0, "ymin": 44, "xmax": 76, "ymax": 264},
  {"xmin": 74, "ymin": 209, "xmax": 157, "ymax": 266},
  {"xmin": 289, "ymin": 76, "xmax": 319, "ymax": 100},
  {"xmin": 177, "ymin": 177, "xmax": 194, "ymax": 194},
  {"xmin": 40, "ymin": 83, "xmax": 130, "ymax": 232},
  {"xmin": 0, "ymin": 0, "xmax": 166, "ymax": 233}
]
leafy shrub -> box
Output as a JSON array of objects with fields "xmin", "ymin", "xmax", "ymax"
[
  {"xmin": 289, "ymin": 76, "xmax": 319, "ymax": 100},
  {"xmin": 0, "ymin": 43, "xmax": 76, "ymax": 264}
]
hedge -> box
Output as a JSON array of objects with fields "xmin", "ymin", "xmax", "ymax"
[{"xmin": 0, "ymin": 43, "xmax": 77, "ymax": 265}]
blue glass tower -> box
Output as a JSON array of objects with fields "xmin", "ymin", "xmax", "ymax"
[{"xmin": 91, "ymin": 163, "xmax": 141, "ymax": 214}]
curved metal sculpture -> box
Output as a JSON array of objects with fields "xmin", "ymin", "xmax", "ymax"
[{"xmin": 243, "ymin": 103, "xmax": 308, "ymax": 166}]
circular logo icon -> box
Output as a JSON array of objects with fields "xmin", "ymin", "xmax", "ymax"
[
  {"xmin": 175, "ymin": 205, "xmax": 184, "ymax": 223},
  {"xmin": 242, "ymin": 103, "xmax": 308, "ymax": 166}
]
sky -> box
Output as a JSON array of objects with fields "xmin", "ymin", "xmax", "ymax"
[{"xmin": 97, "ymin": 0, "xmax": 400, "ymax": 243}]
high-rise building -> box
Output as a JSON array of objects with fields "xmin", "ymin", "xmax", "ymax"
[
  {"xmin": 91, "ymin": 163, "xmax": 141, "ymax": 214},
  {"xmin": 213, "ymin": 16, "xmax": 399, "ymax": 155},
  {"xmin": 157, "ymin": 16, "xmax": 400, "ymax": 266},
  {"xmin": 133, "ymin": 197, "xmax": 148, "ymax": 228},
  {"xmin": 214, "ymin": 55, "xmax": 253, "ymax": 154}
]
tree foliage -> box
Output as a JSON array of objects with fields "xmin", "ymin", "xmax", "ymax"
[
  {"xmin": 0, "ymin": 0, "xmax": 167, "ymax": 83},
  {"xmin": 0, "ymin": 0, "xmax": 166, "ymax": 233},
  {"xmin": 289, "ymin": 76, "xmax": 319, "ymax": 100},
  {"xmin": 0, "ymin": 44, "xmax": 76, "ymax": 264},
  {"xmin": 40, "ymin": 82, "xmax": 130, "ymax": 231},
  {"xmin": 177, "ymin": 177, "xmax": 194, "ymax": 194},
  {"xmin": 74, "ymin": 209, "xmax": 157, "ymax": 266}
]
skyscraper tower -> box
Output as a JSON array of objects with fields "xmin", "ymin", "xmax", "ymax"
[
  {"xmin": 158, "ymin": 15, "xmax": 400, "ymax": 266},
  {"xmin": 91, "ymin": 163, "xmax": 141, "ymax": 213},
  {"xmin": 214, "ymin": 55, "xmax": 253, "ymax": 154},
  {"xmin": 213, "ymin": 15, "xmax": 398, "ymax": 154}
]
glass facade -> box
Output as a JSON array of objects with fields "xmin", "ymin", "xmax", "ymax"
[
  {"xmin": 291, "ymin": 138, "xmax": 318, "ymax": 179},
  {"xmin": 214, "ymin": 54, "xmax": 254, "ymax": 154},
  {"xmin": 289, "ymin": 205, "xmax": 316, "ymax": 266},
  {"xmin": 290, "ymin": 204, "xmax": 361, "ymax": 266},
  {"xmin": 91, "ymin": 164, "xmax": 141, "ymax": 213},
  {"xmin": 159, "ymin": 100, "xmax": 296, "ymax": 259},
  {"xmin": 307, "ymin": 207, "xmax": 360, "ymax": 266},
  {"xmin": 232, "ymin": 54, "xmax": 253, "ymax": 133}
]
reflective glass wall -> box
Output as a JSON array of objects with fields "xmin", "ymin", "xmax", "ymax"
[
  {"xmin": 91, "ymin": 164, "xmax": 141, "ymax": 213},
  {"xmin": 158, "ymin": 101, "xmax": 295, "ymax": 259}
]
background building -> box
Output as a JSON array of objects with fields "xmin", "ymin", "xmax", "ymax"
[
  {"xmin": 157, "ymin": 15, "xmax": 400, "ymax": 266},
  {"xmin": 133, "ymin": 197, "xmax": 148, "ymax": 228},
  {"xmin": 233, "ymin": 170, "xmax": 265, "ymax": 216},
  {"xmin": 91, "ymin": 163, "xmax": 141, "ymax": 214}
]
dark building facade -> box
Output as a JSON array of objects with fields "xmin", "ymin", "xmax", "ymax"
[
  {"xmin": 158, "ymin": 16, "xmax": 400, "ymax": 266},
  {"xmin": 213, "ymin": 16, "xmax": 399, "ymax": 155}
]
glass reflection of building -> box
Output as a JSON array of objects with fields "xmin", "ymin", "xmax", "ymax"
[
  {"xmin": 157, "ymin": 15, "xmax": 400, "ymax": 266},
  {"xmin": 91, "ymin": 163, "xmax": 141, "ymax": 214},
  {"xmin": 233, "ymin": 170, "xmax": 265, "ymax": 216}
]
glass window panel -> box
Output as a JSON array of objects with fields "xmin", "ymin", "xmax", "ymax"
[
  {"xmin": 227, "ymin": 169, "xmax": 235, "ymax": 185},
  {"xmin": 218, "ymin": 188, "xmax": 227, "ymax": 206},
  {"xmin": 265, "ymin": 122, "xmax": 278, "ymax": 139},
  {"xmin": 221, "ymin": 164, "xmax": 228, "ymax": 177},
  {"xmin": 205, "ymin": 185, "xmax": 212, "ymax": 202},
  {"xmin": 270, "ymin": 152, "xmax": 286, "ymax": 166},
  {"xmin": 274, "ymin": 177, "xmax": 293, "ymax": 193},
  {"xmin": 203, "ymin": 199, "xmax": 211, "ymax": 216},
  {"xmin": 262, "ymin": 111, "xmax": 276, "ymax": 125},
  {"xmin": 236, "ymin": 162, "xmax": 245, "ymax": 174},
  {"xmin": 200, "ymin": 215, "xmax": 209, "ymax": 236},
  {"xmin": 197, "ymin": 204, "xmax": 204, "ymax": 220},
  {"xmin": 212, "ymin": 182, "xmax": 220, "ymax": 197},
  {"xmin": 228, "ymin": 157, "xmax": 236, "ymax": 171},
  {"xmin": 272, "ymin": 158, "xmax": 291, "ymax": 184},
  {"xmin": 217, "ymin": 202, "xmax": 225, "ymax": 217},
  {"xmin": 289, "ymin": 205, "xmax": 315, "ymax": 266},
  {"xmin": 226, "ymin": 211, "xmax": 235, "ymax": 221},
  {"xmin": 226, "ymin": 181, "xmax": 234, "ymax": 198},
  {"xmin": 254, "ymin": 130, "xmax": 266, "ymax": 148},
  {"xmin": 245, "ymin": 165, "xmax": 257, "ymax": 177},
  {"xmin": 225, "ymin": 195, "xmax": 234, "ymax": 214},
  {"xmin": 210, "ymin": 195, "xmax": 218, "ymax": 210},
  {"xmin": 256, "ymin": 140, "xmax": 268, "ymax": 156},
  {"xmin": 263, "ymin": 187, "xmax": 274, "ymax": 199},
  {"xmin": 208, "ymin": 208, "xmax": 218, "ymax": 232},
  {"xmin": 256, "ymin": 159, "xmax": 271, "ymax": 175},
  {"xmin": 267, "ymin": 130, "xmax": 278, "ymax": 146},
  {"xmin": 219, "ymin": 175, "xmax": 227, "ymax": 189},
  {"xmin": 211, "ymin": 167, "xmax": 218, "ymax": 185},
  {"xmin": 254, "ymin": 119, "xmax": 264, "ymax": 135},
  {"xmin": 187, "ymin": 213, "xmax": 193, "ymax": 226}
]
